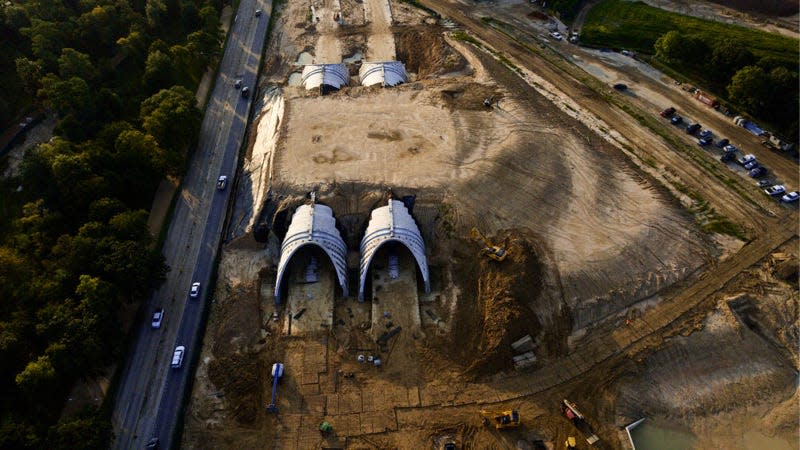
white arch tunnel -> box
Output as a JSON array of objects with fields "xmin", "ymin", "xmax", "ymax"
[
  {"xmin": 301, "ymin": 64, "xmax": 349, "ymax": 91},
  {"xmin": 358, "ymin": 199, "xmax": 430, "ymax": 301},
  {"xmin": 359, "ymin": 61, "xmax": 408, "ymax": 87},
  {"xmin": 274, "ymin": 204, "xmax": 349, "ymax": 304}
]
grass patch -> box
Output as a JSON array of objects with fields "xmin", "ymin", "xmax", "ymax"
[{"xmin": 581, "ymin": 0, "xmax": 798, "ymax": 65}]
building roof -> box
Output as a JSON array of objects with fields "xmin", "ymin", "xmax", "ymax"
[
  {"xmin": 274, "ymin": 203, "xmax": 349, "ymax": 303},
  {"xmin": 301, "ymin": 64, "xmax": 349, "ymax": 90},
  {"xmin": 358, "ymin": 199, "xmax": 429, "ymax": 300},
  {"xmin": 359, "ymin": 61, "xmax": 408, "ymax": 87}
]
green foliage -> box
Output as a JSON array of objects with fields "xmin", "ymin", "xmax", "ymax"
[
  {"xmin": 545, "ymin": 0, "xmax": 583, "ymax": 23},
  {"xmin": 140, "ymin": 86, "xmax": 201, "ymax": 174},
  {"xmin": 582, "ymin": 0, "xmax": 799, "ymax": 140},
  {"xmin": 15, "ymin": 355, "xmax": 57, "ymax": 393}
]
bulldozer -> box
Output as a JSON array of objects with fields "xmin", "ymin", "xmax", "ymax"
[
  {"xmin": 470, "ymin": 227, "xmax": 508, "ymax": 262},
  {"xmin": 479, "ymin": 409, "xmax": 520, "ymax": 429}
]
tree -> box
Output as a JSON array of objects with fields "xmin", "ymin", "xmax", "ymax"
[
  {"xmin": 654, "ymin": 31, "xmax": 708, "ymax": 66},
  {"xmin": 58, "ymin": 48, "xmax": 95, "ymax": 81},
  {"xmin": 16, "ymin": 57, "xmax": 43, "ymax": 95},
  {"xmin": 21, "ymin": 19, "xmax": 73, "ymax": 69},
  {"xmin": 15, "ymin": 355, "xmax": 57, "ymax": 393},
  {"xmin": 727, "ymin": 66, "xmax": 771, "ymax": 117},
  {"xmin": 145, "ymin": 0, "xmax": 167, "ymax": 28},
  {"xmin": 143, "ymin": 49, "xmax": 175, "ymax": 92},
  {"xmin": 37, "ymin": 75, "xmax": 94, "ymax": 119},
  {"xmin": 140, "ymin": 86, "xmax": 201, "ymax": 173},
  {"xmin": 709, "ymin": 41, "xmax": 755, "ymax": 86}
]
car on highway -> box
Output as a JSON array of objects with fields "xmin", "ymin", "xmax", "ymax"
[
  {"xmin": 255, "ymin": 9, "xmax": 262, "ymax": 17},
  {"xmin": 171, "ymin": 346, "xmax": 185, "ymax": 368},
  {"xmin": 146, "ymin": 437, "xmax": 160, "ymax": 449},
  {"xmin": 217, "ymin": 175, "xmax": 227, "ymax": 190},
  {"xmin": 749, "ymin": 166, "xmax": 768, "ymax": 178},
  {"xmin": 715, "ymin": 138, "xmax": 729, "ymax": 148},
  {"xmin": 660, "ymin": 107, "xmax": 676, "ymax": 117},
  {"xmin": 241, "ymin": 86, "xmax": 250, "ymax": 98},
  {"xmin": 737, "ymin": 154, "xmax": 756, "ymax": 165},
  {"xmin": 764, "ymin": 185, "xmax": 785, "ymax": 196},
  {"xmin": 234, "ymin": 79, "xmax": 242, "ymax": 89},
  {"xmin": 550, "ymin": 31, "xmax": 563, "ymax": 40},
  {"xmin": 670, "ymin": 115, "xmax": 683, "ymax": 125},
  {"xmin": 781, "ymin": 191, "xmax": 799, "ymax": 203},
  {"xmin": 685, "ymin": 123, "xmax": 701, "ymax": 134},
  {"xmin": 612, "ymin": 83, "xmax": 628, "ymax": 91},
  {"xmin": 699, "ymin": 129, "xmax": 713, "ymax": 138},
  {"xmin": 190, "ymin": 282, "xmax": 201, "ymax": 298},
  {"xmin": 151, "ymin": 308, "xmax": 164, "ymax": 329},
  {"xmin": 698, "ymin": 137, "xmax": 712, "ymax": 146}
]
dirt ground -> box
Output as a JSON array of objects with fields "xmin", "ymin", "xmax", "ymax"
[{"xmin": 181, "ymin": 0, "xmax": 799, "ymax": 448}]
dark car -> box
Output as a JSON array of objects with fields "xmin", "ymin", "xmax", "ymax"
[
  {"xmin": 698, "ymin": 137, "xmax": 712, "ymax": 146},
  {"xmin": 715, "ymin": 138, "xmax": 729, "ymax": 148},
  {"xmin": 685, "ymin": 123, "xmax": 701, "ymax": 134},
  {"xmin": 613, "ymin": 83, "xmax": 628, "ymax": 91},
  {"xmin": 241, "ymin": 86, "xmax": 250, "ymax": 98},
  {"xmin": 720, "ymin": 152, "xmax": 736, "ymax": 162},
  {"xmin": 660, "ymin": 107, "xmax": 676, "ymax": 117},
  {"xmin": 757, "ymin": 179, "xmax": 772, "ymax": 188},
  {"xmin": 671, "ymin": 115, "xmax": 683, "ymax": 125},
  {"xmin": 749, "ymin": 166, "xmax": 768, "ymax": 178}
]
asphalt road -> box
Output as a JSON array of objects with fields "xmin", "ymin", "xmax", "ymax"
[{"xmin": 110, "ymin": 1, "xmax": 271, "ymax": 448}]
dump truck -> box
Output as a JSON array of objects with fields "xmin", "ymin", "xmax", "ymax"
[
  {"xmin": 480, "ymin": 409, "xmax": 521, "ymax": 429},
  {"xmin": 562, "ymin": 400, "xmax": 599, "ymax": 445}
]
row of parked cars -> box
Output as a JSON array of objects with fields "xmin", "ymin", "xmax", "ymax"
[{"xmin": 660, "ymin": 107, "xmax": 798, "ymax": 204}]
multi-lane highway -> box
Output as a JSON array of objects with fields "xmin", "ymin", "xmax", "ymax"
[{"xmin": 110, "ymin": 1, "xmax": 271, "ymax": 448}]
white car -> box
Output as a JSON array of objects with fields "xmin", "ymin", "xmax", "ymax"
[
  {"xmin": 764, "ymin": 185, "xmax": 785, "ymax": 196},
  {"xmin": 780, "ymin": 191, "xmax": 799, "ymax": 203},
  {"xmin": 190, "ymin": 282, "xmax": 201, "ymax": 298},
  {"xmin": 737, "ymin": 154, "xmax": 756, "ymax": 165},
  {"xmin": 550, "ymin": 31, "xmax": 563, "ymax": 40},
  {"xmin": 723, "ymin": 144, "xmax": 737, "ymax": 153},
  {"xmin": 171, "ymin": 346, "xmax": 185, "ymax": 368},
  {"xmin": 699, "ymin": 129, "xmax": 713, "ymax": 138},
  {"xmin": 151, "ymin": 308, "xmax": 164, "ymax": 329},
  {"xmin": 217, "ymin": 175, "xmax": 227, "ymax": 190}
]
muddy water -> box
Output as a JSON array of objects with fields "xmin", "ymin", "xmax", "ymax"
[{"xmin": 629, "ymin": 422, "xmax": 696, "ymax": 450}]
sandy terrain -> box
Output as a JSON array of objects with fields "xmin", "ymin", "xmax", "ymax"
[{"xmin": 181, "ymin": 0, "xmax": 799, "ymax": 448}]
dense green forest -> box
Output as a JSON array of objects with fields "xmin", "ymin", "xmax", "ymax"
[
  {"xmin": 0, "ymin": 0, "xmax": 223, "ymax": 447},
  {"xmin": 581, "ymin": 0, "xmax": 799, "ymax": 142}
]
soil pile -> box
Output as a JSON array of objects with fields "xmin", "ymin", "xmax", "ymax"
[
  {"xmin": 395, "ymin": 27, "xmax": 467, "ymax": 78},
  {"xmin": 207, "ymin": 353, "xmax": 263, "ymax": 424},
  {"xmin": 462, "ymin": 231, "xmax": 544, "ymax": 376}
]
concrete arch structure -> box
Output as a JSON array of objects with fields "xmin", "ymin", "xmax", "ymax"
[
  {"xmin": 301, "ymin": 64, "xmax": 349, "ymax": 91},
  {"xmin": 275, "ymin": 204, "xmax": 348, "ymax": 303},
  {"xmin": 359, "ymin": 61, "xmax": 408, "ymax": 87},
  {"xmin": 359, "ymin": 199, "xmax": 429, "ymax": 301}
]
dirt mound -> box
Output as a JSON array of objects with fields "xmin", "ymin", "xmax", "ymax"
[
  {"xmin": 207, "ymin": 353, "xmax": 264, "ymax": 424},
  {"xmin": 706, "ymin": 0, "xmax": 798, "ymax": 16},
  {"xmin": 438, "ymin": 81, "xmax": 502, "ymax": 111},
  {"xmin": 395, "ymin": 27, "xmax": 467, "ymax": 78}
]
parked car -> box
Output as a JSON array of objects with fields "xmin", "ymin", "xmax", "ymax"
[
  {"xmin": 613, "ymin": 83, "xmax": 628, "ymax": 91},
  {"xmin": 660, "ymin": 107, "xmax": 676, "ymax": 118},
  {"xmin": 720, "ymin": 152, "xmax": 736, "ymax": 162},
  {"xmin": 743, "ymin": 160, "xmax": 759, "ymax": 170},
  {"xmin": 621, "ymin": 49, "xmax": 635, "ymax": 57},
  {"xmin": 171, "ymin": 346, "xmax": 185, "ymax": 368},
  {"xmin": 749, "ymin": 166, "xmax": 768, "ymax": 178},
  {"xmin": 685, "ymin": 123, "xmax": 701, "ymax": 134},
  {"xmin": 670, "ymin": 115, "xmax": 683, "ymax": 125},
  {"xmin": 737, "ymin": 154, "xmax": 756, "ymax": 165},
  {"xmin": 757, "ymin": 179, "xmax": 773, "ymax": 188},
  {"xmin": 217, "ymin": 175, "xmax": 227, "ymax": 190},
  {"xmin": 151, "ymin": 308, "xmax": 164, "ymax": 329},
  {"xmin": 550, "ymin": 31, "xmax": 563, "ymax": 40},
  {"xmin": 190, "ymin": 282, "xmax": 201, "ymax": 298},
  {"xmin": 699, "ymin": 129, "xmax": 713, "ymax": 138},
  {"xmin": 715, "ymin": 138, "xmax": 729, "ymax": 148},
  {"xmin": 723, "ymin": 144, "xmax": 737, "ymax": 153},
  {"xmin": 781, "ymin": 191, "xmax": 799, "ymax": 203},
  {"xmin": 698, "ymin": 137, "xmax": 712, "ymax": 146},
  {"xmin": 764, "ymin": 185, "xmax": 786, "ymax": 196}
]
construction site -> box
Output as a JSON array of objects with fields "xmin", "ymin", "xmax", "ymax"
[{"xmin": 181, "ymin": 0, "xmax": 799, "ymax": 448}]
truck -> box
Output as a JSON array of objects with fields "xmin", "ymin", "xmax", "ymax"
[
  {"xmin": 733, "ymin": 116, "xmax": 766, "ymax": 137},
  {"xmin": 761, "ymin": 133, "xmax": 795, "ymax": 153},
  {"xmin": 693, "ymin": 90, "xmax": 719, "ymax": 108}
]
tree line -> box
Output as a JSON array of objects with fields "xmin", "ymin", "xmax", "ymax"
[
  {"xmin": 654, "ymin": 30, "xmax": 798, "ymax": 140},
  {"xmin": 0, "ymin": 0, "xmax": 223, "ymax": 447}
]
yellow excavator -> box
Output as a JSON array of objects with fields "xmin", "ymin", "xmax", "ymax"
[
  {"xmin": 479, "ymin": 409, "xmax": 520, "ymax": 429},
  {"xmin": 470, "ymin": 227, "xmax": 508, "ymax": 262}
]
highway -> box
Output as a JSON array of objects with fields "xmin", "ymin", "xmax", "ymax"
[{"xmin": 110, "ymin": 1, "xmax": 271, "ymax": 448}]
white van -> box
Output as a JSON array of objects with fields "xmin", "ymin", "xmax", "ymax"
[{"xmin": 171, "ymin": 346, "xmax": 185, "ymax": 368}]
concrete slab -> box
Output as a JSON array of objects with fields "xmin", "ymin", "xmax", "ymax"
[{"xmin": 281, "ymin": 251, "xmax": 335, "ymax": 335}]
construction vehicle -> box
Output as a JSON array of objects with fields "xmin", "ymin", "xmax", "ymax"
[
  {"xmin": 470, "ymin": 227, "xmax": 508, "ymax": 262},
  {"xmin": 565, "ymin": 436, "xmax": 577, "ymax": 449},
  {"xmin": 480, "ymin": 409, "xmax": 521, "ymax": 429},
  {"xmin": 266, "ymin": 362, "xmax": 284, "ymax": 413},
  {"xmin": 562, "ymin": 400, "xmax": 599, "ymax": 445}
]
